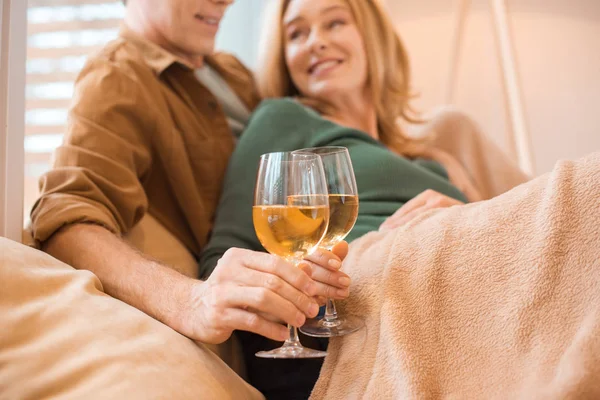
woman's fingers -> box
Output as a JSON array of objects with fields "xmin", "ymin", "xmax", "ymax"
[
  {"xmin": 331, "ymin": 241, "xmax": 349, "ymax": 261},
  {"xmin": 380, "ymin": 190, "xmax": 464, "ymax": 231},
  {"xmin": 305, "ymin": 247, "xmax": 343, "ymax": 271}
]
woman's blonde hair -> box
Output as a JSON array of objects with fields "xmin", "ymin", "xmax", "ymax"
[{"xmin": 257, "ymin": 0, "xmax": 425, "ymax": 157}]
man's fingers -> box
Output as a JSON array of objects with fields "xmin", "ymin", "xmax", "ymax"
[
  {"xmin": 236, "ymin": 249, "xmax": 317, "ymax": 296},
  {"xmin": 233, "ymin": 267, "xmax": 319, "ymax": 318},
  {"xmin": 222, "ymin": 286, "xmax": 313, "ymax": 327},
  {"xmin": 297, "ymin": 262, "xmax": 312, "ymax": 278},
  {"xmin": 314, "ymin": 281, "xmax": 350, "ymax": 300},
  {"xmin": 315, "ymin": 296, "xmax": 327, "ymax": 306},
  {"xmin": 222, "ymin": 308, "xmax": 289, "ymax": 342}
]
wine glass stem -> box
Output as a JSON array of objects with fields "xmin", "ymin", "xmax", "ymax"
[
  {"xmin": 283, "ymin": 258, "xmax": 304, "ymax": 347},
  {"xmin": 322, "ymin": 245, "xmax": 341, "ymax": 323},
  {"xmin": 285, "ymin": 324, "xmax": 302, "ymax": 347},
  {"xmin": 324, "ymin": 298, "xmax": 339, "ymax": 322}
]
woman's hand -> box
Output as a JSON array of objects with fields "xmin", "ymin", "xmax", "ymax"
[
  {"xmin": 379, "ymin": 189, "xmax": 464, "ymax": 232},
  {"xmin": 303, "ymin": 241, "xmax": 350, "ymax": 306}
]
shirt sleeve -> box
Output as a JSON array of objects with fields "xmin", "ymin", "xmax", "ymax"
[{"xmin": 30, "ymin": 58, "xmax": 155, "ymax": 243}]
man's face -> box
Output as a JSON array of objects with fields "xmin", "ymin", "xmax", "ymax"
[{"xmin": 141, "ymin": 0, "xmax": 233, "ymax": 60}]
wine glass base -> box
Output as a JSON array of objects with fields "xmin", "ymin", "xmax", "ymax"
[
  {"xmin": 255, "ymin": 343, "xmax": 327, "ymax": 359},
  {"xmin": 300, "ymin": 315, "xmax": 364, "ymax": 338}
]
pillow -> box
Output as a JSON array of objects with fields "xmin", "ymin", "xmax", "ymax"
[{"xmin": 0, "ymin": 237, "xmax": 263, "ymax": 399}]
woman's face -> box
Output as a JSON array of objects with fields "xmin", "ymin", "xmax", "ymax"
[{"xmin": 283, "ymin": 0, "xmax": 368, "ymax": 101}]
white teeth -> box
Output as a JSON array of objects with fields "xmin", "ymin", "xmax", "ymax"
[
  {"xmin": 197, "ymin": 16, "xmax": 218, "ymax": 25},
  {"xmin": 312, "ymin": 60, "xmax": 340, "ymax": 74}
]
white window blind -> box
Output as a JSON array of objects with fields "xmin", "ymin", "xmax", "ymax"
[{"xmin": 24, "ymin": 0, "xmax": 124, "ymax": 218}]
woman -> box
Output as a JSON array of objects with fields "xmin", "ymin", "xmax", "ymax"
[
  {"xmin": 201, "ymin": 0, "xmax": 475, "ymax": 274},
  {"xmin": 200, "ymin": 0, "xmax": 477, "ymax": 398}
]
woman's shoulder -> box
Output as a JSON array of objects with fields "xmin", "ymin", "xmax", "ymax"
[{"xmin": 253, "ymin": 97, "xmax": 322, "ymax": 121}]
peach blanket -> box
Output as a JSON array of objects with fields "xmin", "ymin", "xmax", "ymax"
[{"xmin": 311, "ymin": 152, "xmax": 600, "ymax": 399}]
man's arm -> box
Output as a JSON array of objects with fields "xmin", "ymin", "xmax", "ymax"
[
  {"xmin": 43, "ymin": 224, "xmax": 194, "ymax": 334},
  {"xmin": 44, "ymin": 223, "xmax": 322, "ymax": 344}
]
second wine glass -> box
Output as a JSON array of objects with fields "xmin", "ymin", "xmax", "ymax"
[
  {"xmin": 253, "ymin": 151, "xmax": 330, "ymax": 358},
  {"xmin": 294, "ymin": 146, "xmax": 365, "ymax": 337}
]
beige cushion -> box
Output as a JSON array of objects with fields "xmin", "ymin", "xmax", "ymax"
[
  {"xmin": 0, "ymin": 237, "xmax": 263, "ymax": 399},
  {"xmin": 418, "ymin": 106, "xmax": 530, "ymax": 199}
]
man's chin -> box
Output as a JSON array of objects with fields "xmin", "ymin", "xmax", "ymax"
[
  {"xmin": 193, "ymin": 39, "xmax": 216, "ymax": 57},
  {"xmin": 178, "ymin": 38, "xmax": 215, "ymax": 61}
]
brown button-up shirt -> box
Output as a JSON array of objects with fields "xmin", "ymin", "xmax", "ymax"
[{"xmin": 30, "ymin": 27, "xmax": 261, "ymax": 256}]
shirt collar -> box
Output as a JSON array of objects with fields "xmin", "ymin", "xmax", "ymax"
[{"xmin": 119, "ymin": 24, "xmax": 196, "ymax": 75}]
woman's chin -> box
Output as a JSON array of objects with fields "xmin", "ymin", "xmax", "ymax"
[
  {"xmin": 304, "ymin": 86, "xmax": 342, "ymax": 101},
  {"xmin": 304, "ymin": 80, "xmax": 361, "ymax": 102}
]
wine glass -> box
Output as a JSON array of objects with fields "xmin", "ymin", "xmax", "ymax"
[
  {"xmin": 253, "ymin": 151, "xmax": 330, "ymax": 358},
  {"xmin": 295, "ymin": 147, "xmax": 365, "ymax": 337}
]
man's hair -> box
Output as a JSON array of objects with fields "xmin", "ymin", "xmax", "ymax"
[{"xmin": 122, "ymin": 0, "xmax": 127, "ymax": 5}]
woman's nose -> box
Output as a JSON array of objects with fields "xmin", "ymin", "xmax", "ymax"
[{"xmin": 307, "ymin": 30, "xmax": 328, "ymax": 53}]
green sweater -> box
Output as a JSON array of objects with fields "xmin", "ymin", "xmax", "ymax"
[{"xmin": 199, "ymin": 99, "xmax": 467, "ymax": 278}]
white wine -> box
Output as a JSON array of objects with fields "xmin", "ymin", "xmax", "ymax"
[
  {"xmin": 288, "ymin": 194, "xmax": 358, "ymax": 250},
  {"xmin": 320, "ymin": 194, "xmax": 358, "ymax": 249},
  {"xmin": 253, "ymin": 205, "xmax": 329, "ymax": 260}
]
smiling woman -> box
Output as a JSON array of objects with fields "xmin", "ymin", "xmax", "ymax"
[{"xmin": 258, "ymin": 0, "xmax": 423, "ymax": 158}]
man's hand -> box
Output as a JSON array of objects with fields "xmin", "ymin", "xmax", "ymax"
[
  {"xmin": 179, "ymin": 248, "xmax": 321, "ymax": 344},
  {"xmin": 380, "ymin": 189, "xmax": 464, "ymax": 231},
  {"xmin": 44, "ymin": 224, "xmax": 350, "ymax": 346}
]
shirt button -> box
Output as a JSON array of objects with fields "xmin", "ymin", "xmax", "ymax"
[{"xmin": 208, "ymin": 100, "xmax": 218, "ymax": 110}]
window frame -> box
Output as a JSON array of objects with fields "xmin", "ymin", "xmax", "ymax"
[{"xmin": 0, "ymin": 0, "xmax": 27, "ymax": 241}]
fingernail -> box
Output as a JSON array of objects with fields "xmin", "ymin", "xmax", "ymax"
[
  {"xmin": 338, "ymin": 276, "xmax": 351, "ymax": 287},
  {"xmin": 296, "ymin": 312, "xmax": 306, "ymax": 326},
  {"xmin": 308, "ymin": 302, "xmax": 319, "ymax": 317},
  {"xmin": 337, "ymin": 288, "xmax": 349, "ymax": 298},
  {"xmin": 328, "ymin": 259, "xmax": 342, "ymax": 269}
]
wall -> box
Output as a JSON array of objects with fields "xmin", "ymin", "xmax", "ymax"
[
  {"xmin": 0, "ymin": 0, "xmax": 26, "ymax": 240},
  {"xmin": 386, "ymin": 0, "xmax": 600, "ymax": 174},
  {"xmin": 215, "ymin": 0, "xmax": 264, "ymax": 68}
]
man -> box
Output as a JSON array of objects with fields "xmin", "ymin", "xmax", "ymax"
[{"xmin": 30, "ymin": 0, "xmax": 349, "ymax": 367}]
